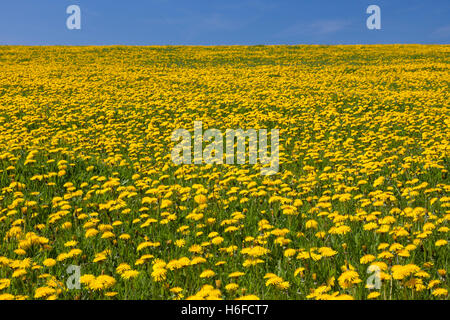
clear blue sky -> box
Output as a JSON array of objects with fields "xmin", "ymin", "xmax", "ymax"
[{"xmin": 1, "ymin": 0, "xmax": 449, "ymax": 45}]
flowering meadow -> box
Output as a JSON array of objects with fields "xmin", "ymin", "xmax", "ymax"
[{"xmin": 0, "ymin": 45, "xmax": 448, "ymax": 300}]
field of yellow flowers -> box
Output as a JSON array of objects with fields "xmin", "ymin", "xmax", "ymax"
[{"xmin": 0, "ymin": 45, "xmax": 448, "ymax": 300}]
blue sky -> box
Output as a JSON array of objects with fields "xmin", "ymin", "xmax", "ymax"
[{"xmin": 1, "ymin": 0, "xmax": 449, "ymax": 45}]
